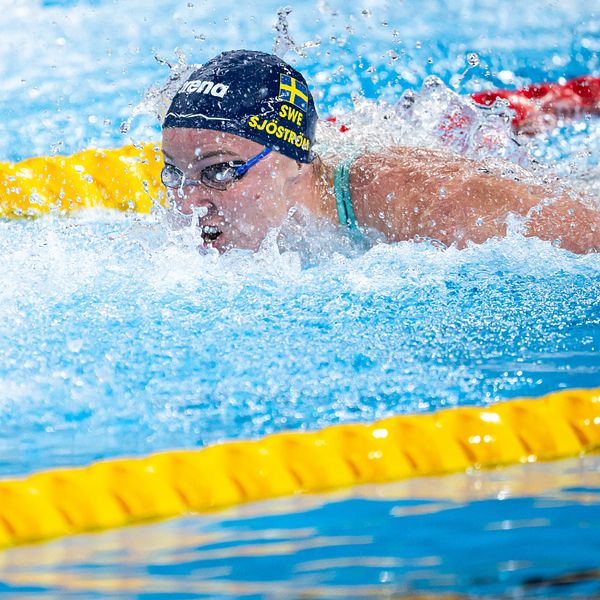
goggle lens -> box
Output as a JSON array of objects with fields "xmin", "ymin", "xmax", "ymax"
[
  {"xmin": 200, "ymin": 161, "xmax": 245, "ymax": 190},
  {"xmin": 161, "ymin": 164, "xmax": 185, "ymax": 188}
]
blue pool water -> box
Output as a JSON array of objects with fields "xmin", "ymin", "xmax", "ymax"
[
  {"xmin": 0, "ymin": 456, "xmax": 599, "ymax": 598},
  {"xmin": 0, "ymin": 0, "xmax": 600, "ymax": 597}
]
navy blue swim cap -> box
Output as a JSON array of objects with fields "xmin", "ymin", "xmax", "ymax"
[{"xmin": 163, "ymin": 50, "xmax": 318, "ymax": 163}]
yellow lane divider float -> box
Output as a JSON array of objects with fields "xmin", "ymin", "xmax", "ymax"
[
  {"xmin": 0, "ymin": 143, "xmax": 163, "ymax": 217},
  {"xmin": 0, "ymin": 387, "xmax": 598, "ymax": 549}
]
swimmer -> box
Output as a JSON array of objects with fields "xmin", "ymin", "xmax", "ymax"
[{"xmin": 161, "ymin": 50, "xmax": 600, "ymax": 254}]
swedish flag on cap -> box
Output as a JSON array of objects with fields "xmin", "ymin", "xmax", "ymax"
[{"xmin": 278, "ymin": 74, "xmax": 309, "ymax": 112}]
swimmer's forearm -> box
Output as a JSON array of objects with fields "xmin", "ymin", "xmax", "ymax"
[
  {"xmin": 464, "ymin": 175, "xmax": 600, "ymax": 253},
  {"xmin": 524, "ymin": 194, "xmax": 600, "ymax": 253},
  {"xmin": 436, "ymin": 174, "xmax": 600, "ymax": 253}
]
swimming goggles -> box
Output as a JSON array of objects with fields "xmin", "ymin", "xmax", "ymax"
[{"xmin": 161, "ymin": 147, "xmax": 272, "ymax": 191}]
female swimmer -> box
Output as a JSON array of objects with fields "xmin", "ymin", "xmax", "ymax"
[{"xmin": 161, "ymin": 50, "xmax": 600, "ymax": 254}]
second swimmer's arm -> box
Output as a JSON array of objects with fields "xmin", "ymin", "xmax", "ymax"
[{"xmin": 349, "ymin": 148, "xmax": 600, "ymax": 254}]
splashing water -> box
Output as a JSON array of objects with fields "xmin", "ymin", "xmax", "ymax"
[
  {"xmin": 0, "ymin": 1, "xmax": 599, "ymax": 480},
  {"xmin": 272, "ymin": 6, "xmax": 321, "ymax": 59},
  {"xmin": 1, "ymin": 4, "xmax": 600, "ymax": 599},
  {"xmin": 0, "ymin": 209, "xmax": 598, "ymax": 477},
  {"xmin": 316, "ymin": 75, "xmax": 531, "ymax": 169}
]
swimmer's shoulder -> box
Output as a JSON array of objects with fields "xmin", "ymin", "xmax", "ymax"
[
  {"xmin": 349, "ymin": 146, "xmax": 477, "ymax": 197},
  {"xmin": 347, "ymin": 147, "xmax": 473, "ymax": 238},
  {"xmin": 348, "ymin": 147, "xmax": 441, "ymax": 200},
  {"xmin": 345, "ymin": 149, "xmax": 421, "ymax": 235}
]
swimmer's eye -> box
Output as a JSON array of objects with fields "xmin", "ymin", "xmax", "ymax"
[
  {"xmin": 161, "ymin": 161, "xmax": 242, "ymax": 190},
  {"xmin": 200, "ymin": 160, "xmax": 246, "ymax": 190},
  {"xmin": 160, "ymin": 147, "xmax": 272, "ymax": 191}
]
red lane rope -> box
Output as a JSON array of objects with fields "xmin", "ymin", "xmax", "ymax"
[
  {"xmin": 326, "ymin": 75, "xmax": 600, "ymax": 132},
  {"xmin": 471, "ymin": 75, "xmax": 600, "ymax": 127}
]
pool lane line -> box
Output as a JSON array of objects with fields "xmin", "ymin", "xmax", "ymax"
[
  {"xmin": 0, "ymin": 386, "xmax": 598, "ymax": 549},
  {"xmin": 0, "ymin": 143, "xmax": 163, "ymax": 218}
]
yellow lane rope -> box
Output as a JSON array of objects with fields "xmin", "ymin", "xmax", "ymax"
[
  {"xmin": 0, "ymin": 143, "xmax": 163, "ymax": 217},
  {"xmin": 0, "ymin": 387, "xmax": 598, "ymax": 549}
]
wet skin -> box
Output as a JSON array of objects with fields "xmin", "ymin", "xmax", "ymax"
[
  {"xmin": 162, "ymin": 128, "xmax": 600, "ymax": 254},
  {"xmin": 161, "ymin": 127, "xmax": 332, "ymax": 252},
  {"xmin": 350, "ymin": 148, "xmax": 600, "ymax": 253}
]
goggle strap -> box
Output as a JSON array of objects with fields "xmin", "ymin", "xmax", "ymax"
[{"xmin": 235, "ymin": 147, "xmax": 272, "ymax": 177}]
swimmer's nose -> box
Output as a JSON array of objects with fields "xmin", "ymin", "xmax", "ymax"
[{"xmin": 175, "ymin": 196, "xmax": 218, "ymax": 217}]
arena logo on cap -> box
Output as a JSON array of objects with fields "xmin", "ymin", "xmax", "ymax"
[
  {"xmin": 278, "ymin": 74, "xmax": 308, "ymax": 112},
  {"xmin": 180, "ymin": 79, "xmax": 230, "ymax": 98}
]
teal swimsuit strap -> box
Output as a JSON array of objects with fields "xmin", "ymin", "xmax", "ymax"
[{"xmin": 333, "ymin": 156, "xmax": 358, "ymax": 229}]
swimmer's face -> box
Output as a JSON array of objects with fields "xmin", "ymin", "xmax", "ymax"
[{"xmin": 161, "ymin": 128, "xmax": 304, "ymax": 252}]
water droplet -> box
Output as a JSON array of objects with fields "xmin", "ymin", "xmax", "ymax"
[
  {"xmin": 467, "ymin": 52, "xmax": 479, "ymax": 68},
  {"xmin": 67, "ymin": 339, "xmax": 83, "ymax": 353},
  {"xmin": 398, "ymin": 89, "xmax": 416, "ymax": 110},
  {"xmin": 423, "ymin": 75, "xmax": 443, "ymax": 90}
]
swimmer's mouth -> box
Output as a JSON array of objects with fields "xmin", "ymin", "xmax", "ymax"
[{"xmin": 200, "ymin": 225, "xmax": 222, "ymax": 242}]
